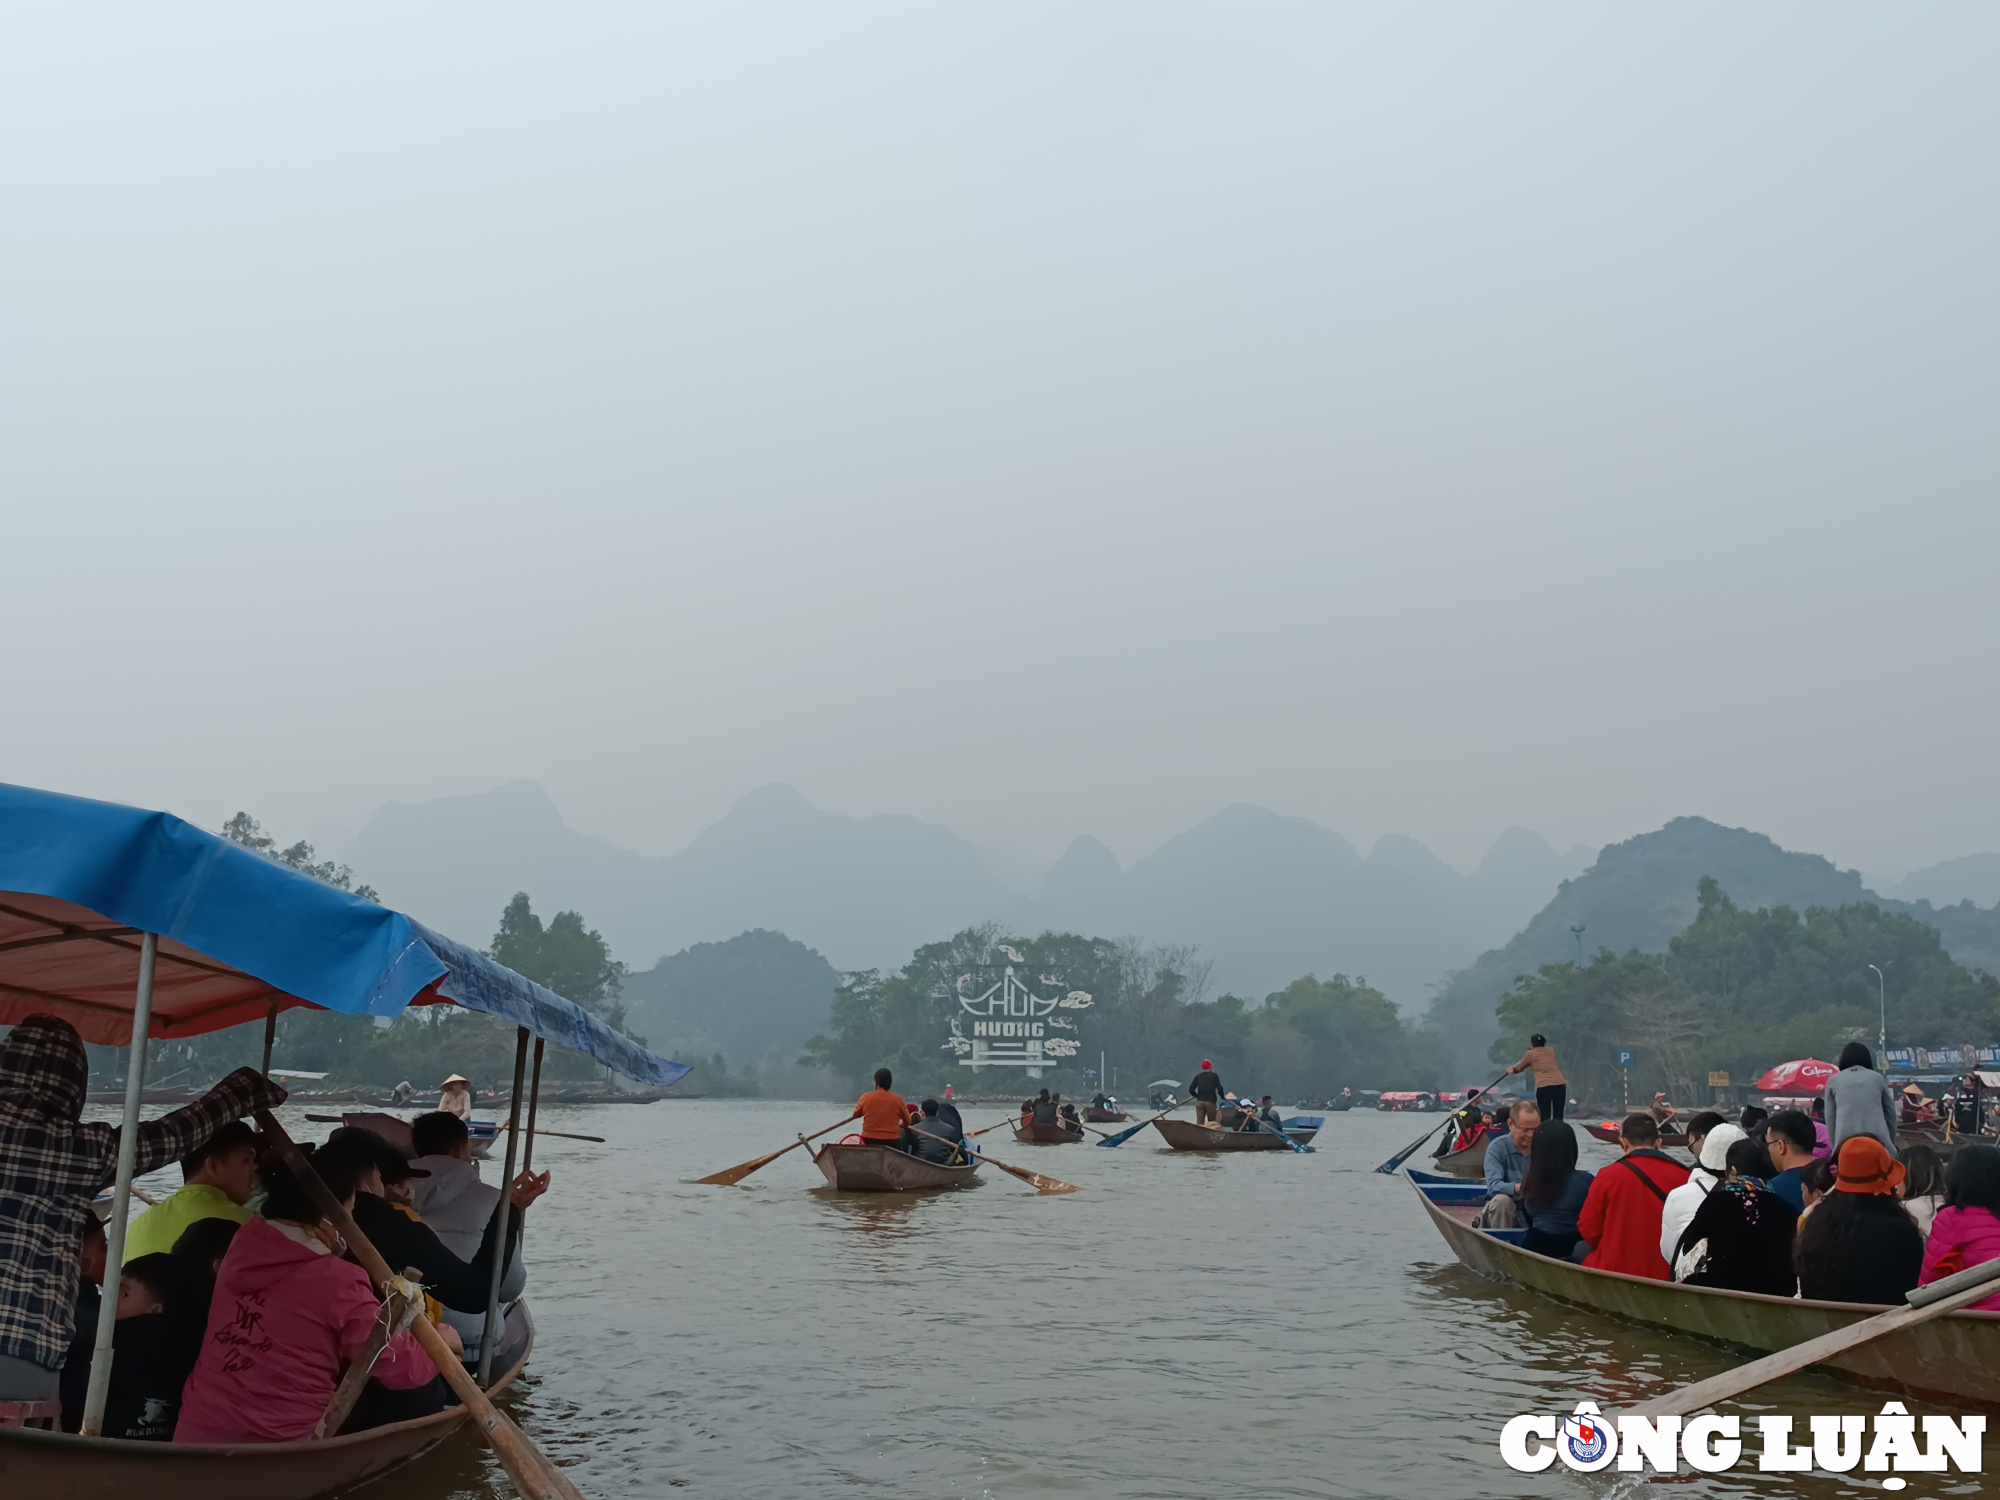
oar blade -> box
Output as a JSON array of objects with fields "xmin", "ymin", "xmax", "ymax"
[
  {"xmin": 695, "ymin": 1150, "xmax": 787, "ymax": 1187},
  {"xmin": 973, "ymin": 1151, "xmax": 1081, "ymax": 1194}
]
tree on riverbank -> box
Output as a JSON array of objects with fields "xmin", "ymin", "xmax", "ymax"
[
  {"xmin": 800, "ymin": 926, "xmax": 1451, "ymax": 1099},
  {"xmin": 92, "ymin": 818, "xmax": 655, "ymax": 1090},
  {"xmin": 1489, "ymin": 877, "xmax": 2000, "ymax": 1103}
]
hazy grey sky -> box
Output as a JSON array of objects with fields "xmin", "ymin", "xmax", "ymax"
[{"xmin": 5, "ymin": 6, "xmax": 1996, "ymax": 880}]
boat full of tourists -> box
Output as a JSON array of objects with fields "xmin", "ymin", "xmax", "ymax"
[
  {"xmin": 1407, "ymin": 1171, "xmax": 2000, "ymax": 1406},
  {"xmin": 1153, "ymin": 1118, "xmax": 1320, "ymax": 1152},
  {"xmin": 810, "ymin": 1139, "xmax": 981, "ymax": 1191}
]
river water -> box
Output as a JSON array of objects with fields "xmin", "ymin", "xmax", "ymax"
[{"xmin": 119, "ymin": 1100, "xmax": 1982, "ymax": 1499}]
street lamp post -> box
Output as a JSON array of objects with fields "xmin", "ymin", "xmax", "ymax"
[
  {"xmin": 1571, "ymin": 925, "xmax": 1586, "ymax": 968},
  {"xmin": 1867, "ymin": 964, "xmax": 1886, "ymax": 1055}
]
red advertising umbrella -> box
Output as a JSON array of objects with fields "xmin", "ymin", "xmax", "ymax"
[{"xmin": 1752, "ymin": 1058, "xmax": 1839, "ymax": 1093}]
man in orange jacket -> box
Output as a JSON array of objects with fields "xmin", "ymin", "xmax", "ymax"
[
  {"xmin": 1576, "ymin": 1114, "xmax": 1689, "ymax": 1279},
  {"xmin": 853, "ymin": 1068, "xmax": 917, "ymax": 1150}
]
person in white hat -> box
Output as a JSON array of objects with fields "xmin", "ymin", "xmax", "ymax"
[
  {"xmin": 438, "ymin": 1074, "xmax": 473, "ymax": 1120},
  {"xmin": 1658, "ymin": 1117, "xmax": 1745, "ymax": 1266}
]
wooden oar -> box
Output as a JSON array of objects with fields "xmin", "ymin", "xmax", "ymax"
[
  {"xmin": 968, "ymin": 1115, "xmax": 1026, "ymax": 1139},
  {"xmin": 1626, "ymin": 1253, "xmax": 2000, "ymax": 1417},
  {"xmin": 695, "ymin": 1117, "xmax": 850, "ymax": 1186},
  {"xmin": 303, "ymin": 1113, "xmax": 607, "ymax": 1144},
  {"xmin": 1373, "ymin": 1071, "xmax": 1510, "ymax": 1174},
  {"xmin": 1097, "ymin": 1102, "xmax": 1184, "ymax": 1147},
  {"xmin": 1233, "ymin": 1108, "xmax": 1313, "ymax": 1154},
  {"xmin": 255, "ymin": 1112, "xmax": 585, "ymax": 1500},
  {"xmin": 963, "ymin": 1143, "xmax": 1080, "ymax": 1195}
]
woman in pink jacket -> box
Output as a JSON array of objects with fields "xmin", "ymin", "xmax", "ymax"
[
  {"xmin": 1917, "ymin": 1144, "xmax": 2000, "ymax": 1313},
  {"xmin": 176, "ymin": 1139, "xmax": 460, "ymax": 1444}
]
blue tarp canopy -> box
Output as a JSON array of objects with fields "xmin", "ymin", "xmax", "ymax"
[{"xmin": 0, "ymin": 782, "xmax": 688, "ymax": 1087}]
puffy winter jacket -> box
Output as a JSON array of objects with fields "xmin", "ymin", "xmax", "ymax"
[
  {"xmin": 1919, "ymin": 1205, "xmax": 2000, "ymax": 1312},
  {"xmin": 174, "ymin": 1216, "xmax": 437, "ymax": 1444},
  {"xmin": 1577, "ymin": 1150, "xmax": 1690, "ymax": 1280}
]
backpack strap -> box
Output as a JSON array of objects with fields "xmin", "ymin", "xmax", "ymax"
[{"xmin": 1614, "ymin": 1154, "xmax": 1672, "ymax": 1203}]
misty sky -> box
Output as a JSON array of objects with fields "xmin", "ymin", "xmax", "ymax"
[{"xmin": 4, "ymin": 7, "xmax": 1996, "ymax": 881}]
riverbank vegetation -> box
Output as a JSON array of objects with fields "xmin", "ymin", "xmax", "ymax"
[
  {"xmin": 1488, "ymin": 877, "xmax": 2000, "ymax": 1104},
  {"xmin": 800, "ymin": 924, "xmax": 1452, "ymax": 1100}
]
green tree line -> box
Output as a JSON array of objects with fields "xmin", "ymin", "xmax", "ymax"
[
  {"xmin": 800, "ymin": 924, "xmax": 1452, "ymax": 1099},
  {"xmin": 1488, "ymin": 876, "xmax": 2000, "ymax": 1103}
]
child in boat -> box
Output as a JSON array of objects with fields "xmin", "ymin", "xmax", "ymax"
[
  {"xmin": 174, "ymin": 1138, "xmax": 459, "ymax": 1445},
  {"xmin": 101, "ymin": 1253, "xmax": 196, "ymax": 1440}
]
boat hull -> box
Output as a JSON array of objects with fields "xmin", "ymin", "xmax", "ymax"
[
  {"xmin": 0, "ymin": 1302, "xmax": 534, "ymax": 1500},
  {"xmin": 1153, "ymin": 1119, "xmax": 1319, "ymax": 1151},
  {"xmin": 814, "ymin": 1143, "xmax": 979, "ymax": 1192},
  {"xmin": 1411, "ymin": 1179, "xmax": 2000, "ymax": 1406},
  {"xmin": 1083, "ymin": 1107, "xmax": 1129, "ymax": 1123},
  {"xmin": 1013, "ymin": 1122, "xmax": 1084, "ymax": 1144},
  {"xmin": 1429, "ymin": 1133, "xmax": 1494, "ymax": 1179}
]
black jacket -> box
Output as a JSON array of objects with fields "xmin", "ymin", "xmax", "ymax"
[
  {"xmin": 351, "ymin": 1191, "xmax": 518, "ymax": 1314},
  {"xmin": 1187, "ymin": 1071, "xmax": 1225, "ymax": 1102},
  {"xmin": 908, "ymin": 1116, "xmax": 961, "ymax": 1164}
]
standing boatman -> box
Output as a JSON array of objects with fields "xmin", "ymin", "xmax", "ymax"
[{"xmin": 1187, "ymin": 1061, "xmax": 1226, "ymax": 1126}]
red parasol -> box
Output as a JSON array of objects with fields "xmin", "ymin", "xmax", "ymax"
[{"xmin": 1753, "ymin": 1058, "xmax": 1839, "ymax": 1093}]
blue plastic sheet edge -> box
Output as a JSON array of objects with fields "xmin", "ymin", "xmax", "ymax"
[
  {"xmin": 0, "ymin": 782, "xmax": 688, "ymax": 1086},
  {"xmin": 409, "ymin": 920, "xmax": 690, "ymax": 1089}
]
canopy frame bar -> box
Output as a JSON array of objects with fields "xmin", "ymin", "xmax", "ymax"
[
  {"xmin": 0, "ymin": 901, "xmax": 247, "ymax": 979},
  {"xmin": 79, "ymin": 931, "xmax": 156, "ymax": 1435},
  {"xmin": 478, "ymin": 1028, "xmax": 530, "ymax": 1385}
]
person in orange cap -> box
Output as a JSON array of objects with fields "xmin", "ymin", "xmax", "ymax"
[{"xmin": 1794, "ymin": 1135, "xmax": 1922, "ymax": 1305}]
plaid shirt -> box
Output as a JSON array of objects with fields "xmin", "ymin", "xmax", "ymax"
[{"xmin": 0, "ymin": 1015, "xmax": 286, "ymax": 1370}]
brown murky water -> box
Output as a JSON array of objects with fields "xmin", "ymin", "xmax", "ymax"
[{"xmin": 104, "ymin": 1100, "xmax": 1986, "ymax": 1498}]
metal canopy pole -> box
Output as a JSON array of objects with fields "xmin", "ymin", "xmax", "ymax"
[
  {"xmin": 260, "ymin": 1000, "xmax": 279, "ymax": 1076},
  {"xmin": 80, "ymin": 932, "xmax": 157, "ymax": 1435},
  {"xmin": 521, "ymin": 1038, "xmax": 545, "ymax": 1177},
  {"xmin": 477, "ymin": 1026, "xmax": 530, "ymax": 1386}
]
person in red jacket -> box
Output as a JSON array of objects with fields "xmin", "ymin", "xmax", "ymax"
[{"xmin": 1576, "ymin": 1113, "xmax": 1690, "ymax": 1280}]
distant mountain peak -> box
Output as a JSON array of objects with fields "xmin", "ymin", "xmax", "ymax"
[{"xmin": 721, "ymin": 783, "xmax": 821, "ymax": 822}]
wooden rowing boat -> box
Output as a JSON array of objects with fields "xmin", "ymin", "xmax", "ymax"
[
  {"xmin": 813, "ymin": 1142, "xmax": 980, "ymax": 1192},
  {"xmin": 1583, "ymin": 1121, "xmax": 1687, "ymax": 1148},
  {"xmin": 0, "ymin": 1302, "xmax": 534, "ymax": 1500},
  {"xmin": 1153, "ymin": 1119, "xmax": 1320, "ymax": 1152},
  {"xmin": 1013, "ymin": 1122, "xmax": 1085, "ymax": 1144},
  {"xmin": 334, "ymin": 1112, "xmax": 499, "ymax": 1160},
  {"xmin": 1410, "ymin": 1175, "xmax": 2000, "ymax": 1406},
  {"xmin": 1083, "ymin": 1106, "xmax": 1129, "ymax": 1123},
  {"xmin": 1428, "ymin": 1131, "xmax": 1494, "ymax": 1179}
]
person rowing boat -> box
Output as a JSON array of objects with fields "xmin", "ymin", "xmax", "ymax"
[
  {"xmin": 852, "ymin": 1068, "xmax": 917, "ymax": 1151},
  {"xmin": 1187, "ymin": 1061, "xmax": 1226, "ymax": 1126}
]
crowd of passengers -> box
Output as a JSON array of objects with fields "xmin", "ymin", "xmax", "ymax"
[
  {"xmin": 0, "ymin": 1014, "xmax": 547, "ymax": 1442},
  {"xmin": 1463, "ymin": 1041, "xmax": 2000, "ymax": 1306}
]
